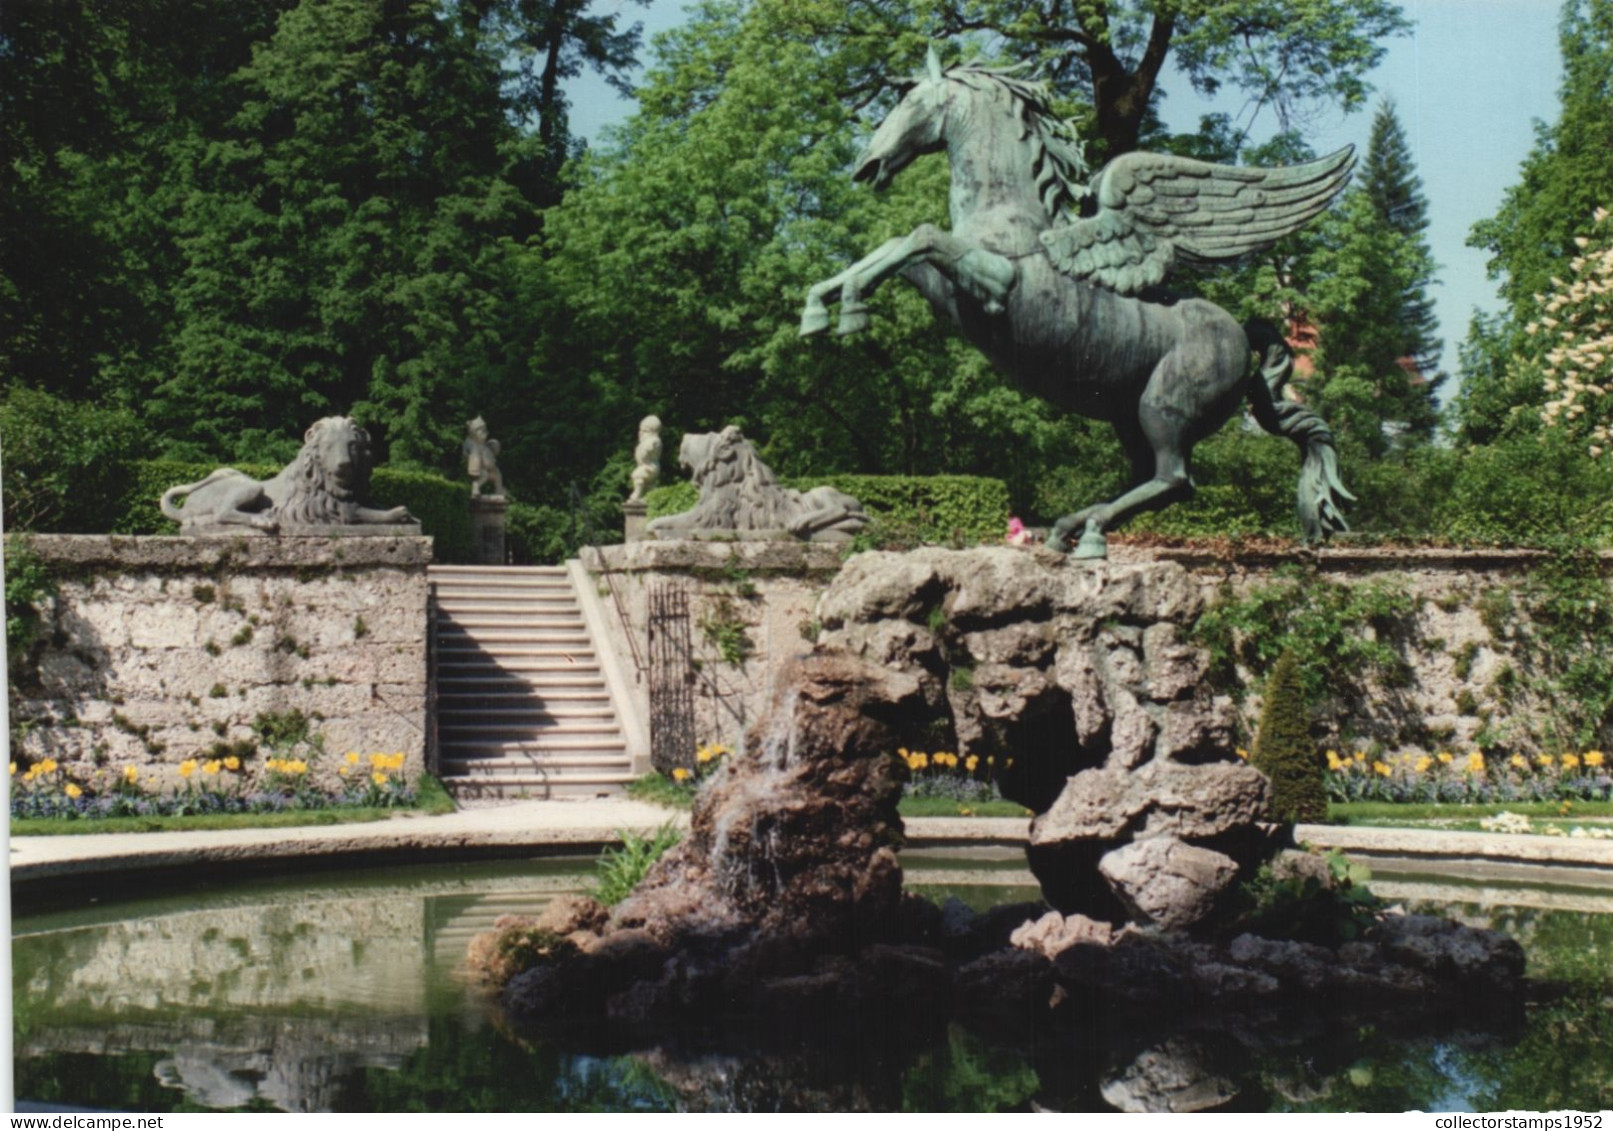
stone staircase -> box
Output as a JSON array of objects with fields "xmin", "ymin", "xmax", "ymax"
[{"xmin": 429, "ymin": 565, "xmax": 636, "ymax": 798}]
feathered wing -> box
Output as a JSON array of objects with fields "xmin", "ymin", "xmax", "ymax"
[{"xmin": 1039, "ymin": 146, "xmax": 1355, "ymax": 295}]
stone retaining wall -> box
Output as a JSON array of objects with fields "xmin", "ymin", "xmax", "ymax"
[
  {"xmin": 584, "ymin": 541, "xmax": 1607, "ymax": 759},
  {"xmin": 9, "ymin": 535, "xmax": 430, "ymax": 791},
  {"xmin": 582, "ymin": 541, "xmax": 846, "ymax": 757}
]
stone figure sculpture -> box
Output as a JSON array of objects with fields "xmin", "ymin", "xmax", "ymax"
[
  {"xmin": 160, "ymin": 416, "xmax": 414, "ymax": 533},
  {"xmin": 647, "ymin": 425, "xmax": 868, "ymax": 542},
  {"xmin": 802, "ymin": 48, "xmax": 1355, "ymax": 559},
  {"xmin": 462, "ymin": 416, "xmax": 504, "ymax": 498},
  {"xmin": 628, "ymin": 415, "xmax": 663, "ymax": 503}
]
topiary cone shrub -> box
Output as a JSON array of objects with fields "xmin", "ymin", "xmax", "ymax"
[{"xmin": 1254, "ymin": 650, "xmax": 1327, "ymax": 823}]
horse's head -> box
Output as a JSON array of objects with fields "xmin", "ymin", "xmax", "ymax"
[{"xmin": 854, "ymin": 46, "xmax": 952, "ymax": 190}]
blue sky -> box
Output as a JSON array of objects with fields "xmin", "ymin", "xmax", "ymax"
[{"xmin": 565, "ymin": 1, "xmax": 1567, "ymax": 379}]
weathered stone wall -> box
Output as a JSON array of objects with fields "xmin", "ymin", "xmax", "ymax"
[
  {"xmin": 582, "ymin": 541, "xmax": 1611, "ymax": 761},
  {"xmin": 582, "ymin": 541, "xmax": 844, "ymax": 755},
  {"xmin": 10, "ymin": 535, "xmax": 429, "ymax": 790},
  {"xmin": 1121, "ymin": 544, "xmax": 1608, "ymax": 756}
]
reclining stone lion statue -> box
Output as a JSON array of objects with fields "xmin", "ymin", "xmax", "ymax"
[
  {"xmin": 648, "ymin": 425, "xmax": 868, "ymax": 542},
  {"xmin": 160, "ymin": 416, "xmax": 415, "ymax": 533}
]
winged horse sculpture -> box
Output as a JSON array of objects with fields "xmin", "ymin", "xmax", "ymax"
[{"xmin": 801, "ymin": 48, "xmax": 1356, "ymax": 559}]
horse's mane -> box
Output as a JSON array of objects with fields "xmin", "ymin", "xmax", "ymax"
[{"xmin": 945, "ymin": 62, "xmax": 1090, "ymax": 224}]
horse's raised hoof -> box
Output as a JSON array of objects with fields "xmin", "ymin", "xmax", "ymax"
[
  {"xmin": 1072, "ymin": 530, "xmax": 1108, "ymax": 560},
  {"xmin": 800, "ymin": 304, "xmax": 831, "ymax": 337},
  {"xmin": 837, "ymin": 306, "xmax": 870, "ymax": 336}
]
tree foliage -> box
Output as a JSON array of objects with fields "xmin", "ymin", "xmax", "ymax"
[
  {"xmin": 1253, "ymin": 650, "xmax": 1327, "ymax": 824},
  {"xmin": 1457, "ymin": 0, "xmax": 1613, "ymax": 444},
  {"xmin": 925, "ymin": 0, "xmax": 1409, "ymax": 159},
  {"xmin": 1301, "ymin": 100, "xmax": 1444, "ymax": 457}
]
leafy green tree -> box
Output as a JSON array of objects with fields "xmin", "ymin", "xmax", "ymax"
[
  {"xmin": 1457, "ymin": 0, "xmax": 1613, "ymax": 443},
  {"xmin": 926, "ymin": 0, "xmax": 1409, "ymax": 159},
  {"xmin": 541, "ymin": 0, "xmax": 1091, "ymax": 506},
  {"xmin": 0, "ymin": 0, "xmax": 291, "ymax": 401},
  {"xmin": 497, "ymin": 0, "xmax": 652, "ymax": 207},
  {"xmin": 148, "ymin": 0, "xmax": 539, "ymax": 464}
]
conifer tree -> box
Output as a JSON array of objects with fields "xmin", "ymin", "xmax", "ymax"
[
  {"xmin": 1303, "ymin": 98, "xmax": 1444, "ymax": 456},
  {"xmin": 1253, "ymin": 651, "xmax": 1326, "ymax": 824}
]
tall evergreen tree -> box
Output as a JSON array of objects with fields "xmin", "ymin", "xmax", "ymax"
[
  {"xmin": 1300, "ymin": 99, "xmax": 1444, "ymax": 457},
  {"xmin": 1361, "ymin": 98, "xmax": 1442, "ymax": 377}
]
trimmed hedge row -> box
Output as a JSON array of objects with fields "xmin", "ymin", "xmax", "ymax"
[{"xmin": 644, "ymin": 474, "xmax": 1011, "ymax": 543}]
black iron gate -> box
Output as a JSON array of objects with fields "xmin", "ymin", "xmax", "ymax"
[{"xmin": 647, "ymin": 582, "xmax": 695, "ymax": 774}]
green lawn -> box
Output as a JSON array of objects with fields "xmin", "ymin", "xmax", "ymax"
[{"xmin": 10, "ymin": 774, "xmax": 458, "ymax": 836}]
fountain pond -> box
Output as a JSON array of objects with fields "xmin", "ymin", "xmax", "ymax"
[{"xmin": 13, "ymin": 851, "xmax": 1613, "ymax": 1113}]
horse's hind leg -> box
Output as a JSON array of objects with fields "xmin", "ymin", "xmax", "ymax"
[{"xmin": 1046, "ymin": 420, "xmax": 1153, "ymax": 552}]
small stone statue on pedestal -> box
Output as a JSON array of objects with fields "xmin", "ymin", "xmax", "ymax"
[
  {"xmin": 462, "ymin": 416, "xmax": 508, "ymax": 563},
  {"xmin": 463, "ymin": 416, "xmax": 505, "ymax": 499},
  {"xmin": 623, "ymin": 415, "xmax": 662, "ymax": 543},
  {"xmin": 629, "ymin": 416, "xmax": 662, "ymax": 503}
]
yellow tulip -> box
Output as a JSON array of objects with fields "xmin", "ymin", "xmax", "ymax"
[
  {"xmin": 965, "ymin": 755, "xmax": 979, "ymax": 773},
  {"xmin": 697, "ymin": 748, "xmax": 714, "ymax": 764},
  {"xmin": 224, "ymin": 756, "xmax": 240, "ymax": 771},
  {"xmin": 1466, "ymin": 753, "xmax": 1485, "ymax": 774},
  {"xmin": 1536, "ymin": 754, "xmax": 1555, "ymax": 769},
  {"xmin": 179, "ymin": 760, "xmax": 197, "ymax": 778},
  {"xmin": 672, "ymin": 767, "xmax": 691, "ymax": 782},
  {"xmin": 1415, "ymin": 756, "xmax": 1432, "ymax": 773},
  {"xmin": 371, "ymin": 772, "xmax": 389, "ymax": 787},
  {"xmin": 1510, "ymin": 754, "xmax": 1530, "ymax": 770},
  {"xmin": 124, "ymin": 765, "xmax": 139, "ymax": 784},
  {"xmin": 345, "ymin": 752, "xmax": 360, "ymax": 765},
  {"xmin": 1437, "ymin": 752, "xmax": 1454, "ymax": 765},
  {"xmin": 65, "ymin": 783, "xmax": 82, "ymax": 799},
  {"xmin": 1562, "ymin": 753, "xmax": 1581, "ymax": 770},
  {"xmin": 7, "ymin": 762, "xmax": 14, "ymax": 776},
  {"xmin": 1373, "ymin": 761, "xmax": 1392, "ymax": 777},
  {"xmin": 1235, "ymin": 748, "xmax": 1250, "ymax": 761},
  {"xmin": 39, "ymin": 759, "xmax": 57, "ymax": 774},
  {"xmin": 204, "ymin": 760, "xmax": 222, "ymax": 775},
  {"xmin": 1586, "ymin": 751, "xmax": 1605, "ymax": 768}
]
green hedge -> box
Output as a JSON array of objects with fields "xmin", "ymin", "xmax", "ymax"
[
  {"xmin": 644, "ymin": 475, "xmax": 1010, "ymax": 544},
  {"xmin": 370, "ymin": 469, "xmax": 473, "ymax": 562},
  {"xmin": 116, "ymin": 460, "xmax": 474, "ymax": 561}
]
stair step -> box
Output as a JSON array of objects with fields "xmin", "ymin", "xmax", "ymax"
[
  {"xmin": 437, "ymin": 638, "xmax": 594, "ymax": 653},
  {"xmin": 431, "ymin": 565, "xmax": 568, "ymax": 575},
  {"xmin": 438, "ymin": 685, "xmax": 610, "ymax": 699},
  {"xmin": 436, "ymin": 675, "xmax": 608, "ymax": 692},
  {"xmin": 443, "ymin": 755, "xmax": 633, "ymax": 774},
  {"xmin": 437, "ymin": 706, "xmax": 617, "ymax": 722},
  {"xmin": 448, "ymin": 721, "xmax": 621, "ymax": 739},
  {"xmin": 436, "ymin": 614, "xmax": 586, "ymax": 629},
  {"xmin": 443, "ymin": 778, "xmax": 635, "ymax": 800},
  {"xmin": 437, "ymin": 661, "xmax": 604, "ymax": 677},
  {"xmin": 441, "ymin": 736, "xmax": 629, "ymax": 755},
  {"xmin": 435, "ymin": 602, "xmax": 581, "ymax": 616}
]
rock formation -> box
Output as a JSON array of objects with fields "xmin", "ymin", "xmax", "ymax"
[
  {"xmin": 819, "ymin": 547, "xmax": 1273, "ymax": 927},
  {"xmin": 474, "ymin": 547, "xmax": 1528, "ymax": 1054},
  {"xmin": 491, "ymin": 651, "xmax": 932, "ymax": 1024}
]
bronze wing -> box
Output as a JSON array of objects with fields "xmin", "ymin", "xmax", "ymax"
[{"xmin": 1039, "ymin": 146, "xmax": 1355, "ymax": 295}]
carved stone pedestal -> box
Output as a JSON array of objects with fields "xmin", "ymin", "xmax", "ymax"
[
  {"xmin": 470, "ymin": 495, "xmax": 509, "ymax": 564},
  {"xmin": 622, "ymin": 499, "xmax": 648, "ymax": 544}
]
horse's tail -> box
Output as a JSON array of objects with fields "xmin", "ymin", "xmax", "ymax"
[
  {"xmin": 1243, "ymin": 318, "xmax": 1355, "ymax": 541},
  {"xmin": 159, "ymin": 469, "xmax": 234, "ymax": 522}
]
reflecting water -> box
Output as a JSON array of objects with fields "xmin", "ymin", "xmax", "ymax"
[{"xmin": 12, "ymin": 854, "xmax": 1613, "ymax": 1112}]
